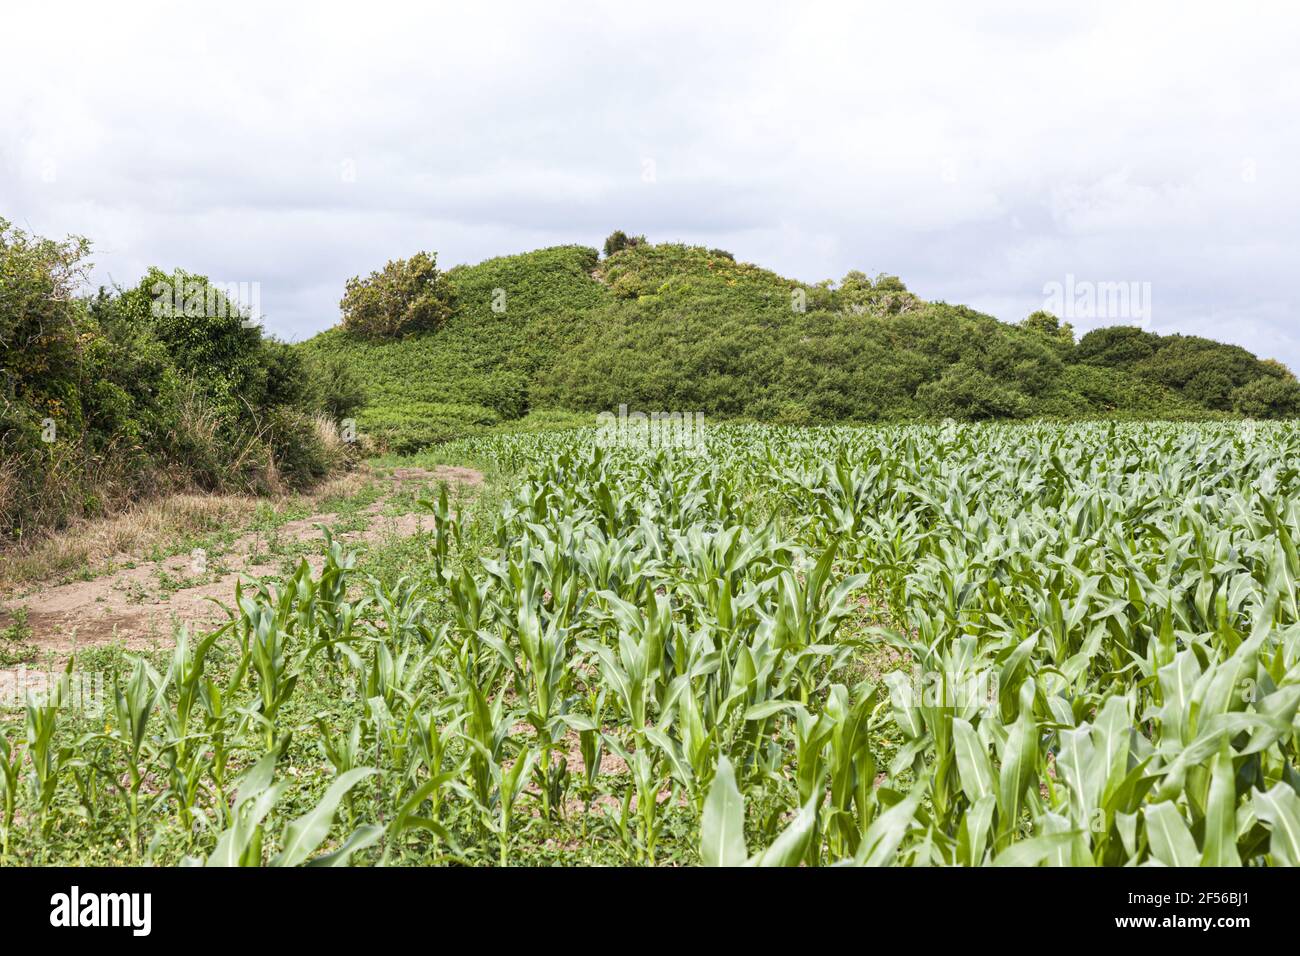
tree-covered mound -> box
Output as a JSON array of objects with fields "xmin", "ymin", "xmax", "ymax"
[{"xmin": 305, "ymin": 237, "xmax": 1299, "ymax": 451}]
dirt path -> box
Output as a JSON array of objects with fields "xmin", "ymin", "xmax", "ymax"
[{"xmin": 0, "ymin": 464, "xmax": 483, "ymax": 666}]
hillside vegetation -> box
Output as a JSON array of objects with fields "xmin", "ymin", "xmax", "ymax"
[
  {"xmin": 306, "ymin": 238, "xmax": 1300, "ymax": 451},
  {"xmin": 304, "ymin": 245, "xmax": 604, "ymax": 451},
  {"xmin": 0, "ymin": 219, "xmax": 362, "ymax": 541},
  {"xmin": 7, "ymin": 219, "xmax": 1298, "ymax": 540}
]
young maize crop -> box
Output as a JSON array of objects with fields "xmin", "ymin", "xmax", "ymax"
[{"xmin": 2, "ymin": 420, "xmax": 1299, "ymax": 866}]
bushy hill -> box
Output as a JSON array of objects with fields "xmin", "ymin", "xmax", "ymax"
[
  {"xmin": 302, "ymin": 245, "xmax": 606, "ymax": 450},
  {"xmin": 304, "ymin": 239, "xmax": 1300, "ymax": 451}
]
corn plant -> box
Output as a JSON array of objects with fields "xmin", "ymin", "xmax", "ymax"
[
  {"xmin": 24, "ymin": 673, "xmax": 69, "ymax": 838},
  {"xmin": 419, "ymin": 483, "xmax": 463, "ymax": 580},
  {"xmin": 0, "ymin": 728, "xmax": 19, "ymax": 860},
  {"xmin": 242, "ymin": 595, "xmax": 298, "ymax": 749},
  {"xmin": 199, "ymin": 751, "xmax": 378, "ymax": 867},
  {"xmin": 700, "ymin": 756, "xmax": 818, "ymax": 866},
  {"xmin": 103, "ymin": 656, "xmax": 170, "ymax": 857},
  {"xmin": 163, "ymin": 627, "xmax": 220, "ymax": 835}
]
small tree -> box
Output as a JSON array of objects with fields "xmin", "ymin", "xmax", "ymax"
[
  {"xmin": 1021, "ymin": 310, "xmax": 1075, "ymax": 344},
  {"xmin": 1076, "ymin": 325, "xmax": 1159, "ymax": 367},
  {"xmin": 340, "ymin": 251, "xmax": 453, "ymax": 339},
  {"xmin": 0, "ymin": 218, "xmax": 91, "ymax": 415},
  {"xmin": 836, "ymin": 269, "xmax": 922, "ymax": 317},
  {"xmin": 602, "ymin": 231, "xmax": 646, "ymax": 258}
]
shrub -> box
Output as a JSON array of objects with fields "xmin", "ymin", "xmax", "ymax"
[
  {"xmin": 835, "ymin": 269, "xmax": 923, "ymax": 316},
  {"xmin": 0, "ymin": 219, "xmax": 90, "ymax": 390},
  {"xmin": 160, "ymin": 381, "xmax": 230, "ymax": 491},
  {"xmin": 746, "ymin": 397, "xmax": 781, "ymax": 422},
  {"xmin": 1076, "ymin": 325, "xmax": 1160, "ymax": 367},
  {"xmin": 611, "ymin": 273, "xmax": 646, "ymax": 299},
  {"xmin": 602, "ymin": 231, "xmax": 646, "ymax": 258},
  {"xmin": 1, "ymin": 220, "xmax": 96, "ymax": 534},
  {"xmin": 916, "ymin": 364, "xmax": 1030, "ymax": 420},
  {"xmin": 1183, "ymin": 369, "xmax": 1236, "ymax": 410},
  {"xmin": 1232, "ymin": 376, "xmax": 1300, "ymax": 418},
  {"xmin": 1, "ymin": 220, "xmax": 358, "ymax": 540},
  {"xmin": 340, "ymin": 252, "xmax": 453, "ymax": 339},
  {"xmin": 774, "ymin": 402, "xmax": 812, "ymax": 426},
  {"xmin": 134, "ymin": 268, "xmax": 265, "ymax": 407},
  {"xmin": 1020, "ymin": 310, "xmax": 1076, "ymax": 346},
  {"xmin": 264, "ymin": 407, "xmax": 335, "ymax": 483},
  {"xmin": 474, "ymin": 370, "xmax": 529, "ymax": 420},
  {"xmin": 309, "ymin": 354, "xmax": 366, "ymax": 422}
]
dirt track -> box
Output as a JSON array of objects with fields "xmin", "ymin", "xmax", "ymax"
[{"xmin": 0, "ymin": 465, "xmax": 483, "ymax": 664}]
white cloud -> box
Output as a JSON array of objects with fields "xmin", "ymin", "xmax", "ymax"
[{"xmin": 2, "ymin": 0, "xmax": 1297, "ymax": 367}]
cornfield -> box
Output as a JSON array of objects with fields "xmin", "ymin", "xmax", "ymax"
[{"xmin": 3, "ymin": 420, "xmax": 1299, "ymax": 866}]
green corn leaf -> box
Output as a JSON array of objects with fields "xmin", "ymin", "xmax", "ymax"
[
  {"xmin": 1201, "ymin": 740, "xmax": 1240, "ymax": 867},
  {"xmin": 997, "ymin": 708, "xmax": 1038, "ymax": 832},
  {"xmin": 272, "ymin": 767, "xmax": 377, "ymax": 867},
  {"xmin": 991, "ymin": 828, "xmax": 1081, "ymax": 867},
  {"xmin": 1144, "ymin": 801, "xmax": 1200, "ymax": 866},
  {"xmin": 306, "ymin": 824, "xmax": 384, "ymax": 867},
  {"xmin": 857, "ymin": 784, "xmax": 924, "ymax": 866},
  {"xmin": 749, "ymin": 794, "xmax": 818, "ymax": 867},
  {"xmin": 952, "ymin": 716, "xmax": 994, "ymax": 803},
  {"xmin": 701, "ymin": 755, "xmax": 747, "ymax": 866},
  {"xmin": 1254, "ymin": 784, "xmax": 1300, "ymax": 866}
]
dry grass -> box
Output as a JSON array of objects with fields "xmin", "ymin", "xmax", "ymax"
[
  {"xmin": 0, "ymin": 494, "xmax": 255, "ymax": 591},
  {"xmin": 312, "ymin": 413, "xmax": 352, "ymax": 473},
  {"xmin": 0, "ymin": 468, "xmax": 370, "ymax": 593},
  {"xmin": 0, "ymin": 453, "xmax": 19, "ymax": 533}
]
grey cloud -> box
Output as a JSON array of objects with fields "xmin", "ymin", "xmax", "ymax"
[{"xmin": 2, "ymin": 1, "xmax": 1296, "ymax": 369}]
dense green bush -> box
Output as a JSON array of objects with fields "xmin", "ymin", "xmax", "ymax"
[
  {"xmin": 837, "ymin": 270, "xmax": 924, "ymax": 316},
  {"xmin": 263, "ymin": 407, "xmax": 338, "ymax": 484},
  {"xmin": 310, "ymin": 354, "xmax": 366, "ymax": 422},
  {"xmin": 916, "ymin": 364, "xmax": 1029, "ymax": 419},
  {"xmin": 1076, "ymin": 325, "xmax": 1288, "ymax": 412},
  {"xmin": 472, "ymin": 369, "xmax": 530, "ymax": 420},
  {"xmin": 1, "ymin": 221, "xmax": 91, "ymax": 450},
  {"xmin": 1232, "ymin": 375, "xmax": 1300, "ymax": 418},
  {"xmin": 1019, "ymin": 310, "xmax": 1076, "ymax": 350},
  {"xmin": 340, "ymin": 252, "xmax": 454, "ymax": 339},
  {"xmin": 611, "ymin": 272, "xmax": 646, "ymax": 299},
  {"xmin": 135, "ymin": 267, "xmax": 266, "ymax": 406},
  {"xmin": 0, "ymin": 220, "xmax": 354, "ymax": 540},
  {"xmin": 1076, "ymin": 325, "xmax": 1160, "ymax": 366}
]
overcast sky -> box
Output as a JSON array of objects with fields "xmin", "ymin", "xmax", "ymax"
[{"xmin": 4, "ymin": 1, "xmax": 1299, "ymax": 369}]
